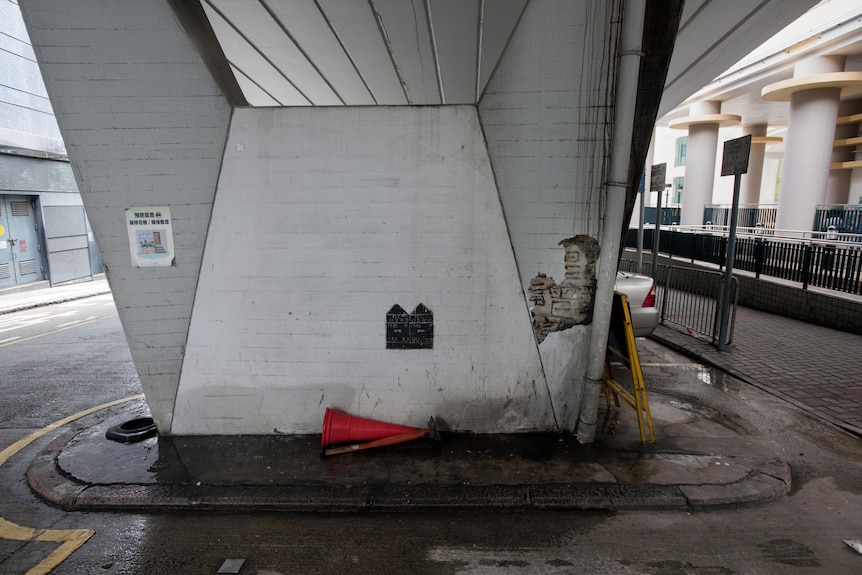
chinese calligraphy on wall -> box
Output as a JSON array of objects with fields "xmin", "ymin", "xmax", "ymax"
[{"xmin": 528, "ymin": 235, "xmax": 600, "ymax": 344}]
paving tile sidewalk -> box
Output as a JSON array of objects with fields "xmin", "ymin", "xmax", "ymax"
[{"xmin": 651, "ymin": 306, "xmax": 862, "ymax": 437}]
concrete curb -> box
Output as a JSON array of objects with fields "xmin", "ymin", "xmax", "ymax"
[
  {"xmin": 27, "ymin": 430, "xmax": 790, "ymax": 513},
  {"xmin": 0, "ymin": 290, "xmax": 112, "ymax": 316}
]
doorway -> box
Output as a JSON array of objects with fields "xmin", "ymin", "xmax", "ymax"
[{"xmin": 0, "ymin": 195, "xmax": 45, "ymax": 288}]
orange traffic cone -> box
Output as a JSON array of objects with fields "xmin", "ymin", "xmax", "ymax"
[{"xmin": 321, "ymin": 407, "xmax": 419, "ymax": 448}]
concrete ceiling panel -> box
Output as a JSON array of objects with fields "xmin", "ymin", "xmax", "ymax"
[
  {"xmin": 260, "ymin": 0, "xmax": 375, "ymax": 105},
  {"xmin": 208, "ymin": 0, "xmax": 342, "ymax": 105},
  {"xmin": 373, "ymin": 0, "xmax": 441, "ymax": 104},
  {"xmin": 317, "ymin": 0, "xmax": 407, "ymax": 105},
  {"xmin": 660, "ymin": 0, "xmax": 819, "ymax": 117},
  {"xmin": 202, "ymin": 2, "xmax": 310, "ymax": 105},
  {"xmin": 428, "ymin": 0, "xmax": 480, "ymax": 104}
]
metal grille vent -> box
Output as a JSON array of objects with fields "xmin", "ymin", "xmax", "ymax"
[
  {"xmin": 0, "ymin": 263, "xmax": 10, "ymax": 279},
  {"xmin": 11, "ymin": 201, "xmax": 29, "ymax": 217},
  {"xmin": 19, "ymin": 259, "xmax": 38, "ymax": 275}
]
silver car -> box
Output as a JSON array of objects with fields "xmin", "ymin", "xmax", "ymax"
[{"xmin": 614, "ymin": 271, "xmax": 658, "ymax": 337}]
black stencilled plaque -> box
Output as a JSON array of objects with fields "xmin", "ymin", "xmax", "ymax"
[
  {"xmin": 386, "ymin": 304, "xmax": 410, "ymax": 349},
  {"xmin": 386, "ymin": 303, "xmax": 433, "ymax": 349},
  {"xmin": 408, "ymin": 304, "xmax": 434, "ymax": 349}
]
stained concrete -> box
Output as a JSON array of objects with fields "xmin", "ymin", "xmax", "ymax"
[{"xmin": 5, "ymin": 277, "xmax": 826, "ymax": 513}]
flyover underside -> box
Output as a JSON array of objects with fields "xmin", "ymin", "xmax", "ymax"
[
  {"xmin": 174, "ymin": 106, "xmax": 554, "ymax": 434},
  {"xmin": 20, "ymin": 0, "xmax": 680, "ymax": 437}
]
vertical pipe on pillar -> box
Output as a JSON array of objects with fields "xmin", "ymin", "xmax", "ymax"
[{"xmin": 576, "ymin": 0, "xmax": 645, "ymax": 444}]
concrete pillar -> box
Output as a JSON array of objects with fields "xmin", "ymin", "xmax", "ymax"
[
  {"xmin": 741, "ymin": 125, "xmax": 767, "ymax": 205},
  {"xmin": 827, "ymin": 120, "xmax": 854, "ymax": 205},
  {"xmin": 762, "ymin": 56, "xmax": 862, "ymax": 232},
  {"xmin": 20, "ymin": 0, "xmax": 237, "ymax": 433},
  {"xmin": 851, "ymin": 164, "xmax": 862, "ymax": 205},
  {"xmin": 836, "ymin": 105, "xmax": 862, "ymax": 206},
  {"xmin": 668, "ymin": 101, "xmax": 741, "ymax": 226}
]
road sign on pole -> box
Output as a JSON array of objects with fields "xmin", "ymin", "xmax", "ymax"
[
  {"xmin": 717, "ymin": 135, "xmax": 751, "ymax": 351},
  {"xmin": 721, "ymin": 136, "xmax": 751, "ymax": 176},
  {"xmin": 650, "ymin": 163, "xmax": 666, "ymax": 281},
  {"xmin": 650, "ymin": 163, "xmax": 666, "ymax": 192}
]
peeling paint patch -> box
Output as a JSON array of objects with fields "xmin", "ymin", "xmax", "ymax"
[{"xmin": 529, "ymin": 235, "xmax": 600, "ymax": 343}]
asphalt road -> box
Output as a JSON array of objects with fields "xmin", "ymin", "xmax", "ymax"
[{"xmin": 1, "ymin": 294, "xmax": 861, "ymax": 574}]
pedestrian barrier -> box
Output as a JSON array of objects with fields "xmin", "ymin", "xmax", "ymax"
[
  {"xmin": 660, "ymin": 265, "xmax": 738, "ymax": 346},
  {"xmin": 619, "ymin": 260, "xmax": 738, "ymax": 347},
  {"xmin": 626, "ymin": 227, "xmax": 862, "ymax": 296}
]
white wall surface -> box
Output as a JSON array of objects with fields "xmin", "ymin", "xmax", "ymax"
[
  {"xmin": 173, "ymin": 106, "xmax": 554, "ymax": 435},
  {"xmin": 21, "ymin": 0, "xmax": 233, "ymax": 432},
  {"xmin": 478, "ymin": 0, "xmax": 619, "ymax": 428}
]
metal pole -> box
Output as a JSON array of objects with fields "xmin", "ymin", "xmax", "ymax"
[
  {"xmin": 575, "ymin": 0, "xmax": 646, "ymax": 444},
  {"xmin": 717, "ymin": 173, "xmax": 742, "ymax": 350},
  {"xmin": 651, "ymin": 185, "xmax": 662, "ymax": 280},
  {"xmin": 637, "ymin": 184, "xmax": 645, "ymax": 273}
]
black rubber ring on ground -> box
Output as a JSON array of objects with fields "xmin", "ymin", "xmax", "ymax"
[{"xmin": 105, "ymin": 417, "xmax": 157, "ymax": 443}]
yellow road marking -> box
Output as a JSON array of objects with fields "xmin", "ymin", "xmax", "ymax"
[
  {"xmin": 0, "ymin": 394, "xmax": 143, "ymax": 574},
  {"xmin": 0, "ymin": 313, "xmax": 118, "ymax": 349},
  {"xmin": 0, "ymin": 517, "xmax": 94, "ymax": 575}
]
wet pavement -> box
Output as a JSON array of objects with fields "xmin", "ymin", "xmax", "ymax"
[
  {"xmin": 27, "ymin": 390, "xmax": 790, "ymax": 512},
  {"xmin": 4, "ymin": 275, "xmax": 860, "ymax": 512},
  {"xmin": 652, "ymin": 301, "xmax": 862, "ymax": 437}
]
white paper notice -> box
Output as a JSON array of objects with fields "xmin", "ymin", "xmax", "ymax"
[{"xmin": 126, "ymin": 206, "xmax": 174, "ymax": 267}]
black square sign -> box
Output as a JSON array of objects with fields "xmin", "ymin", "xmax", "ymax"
[{"xmin": 721, "ymin": 135, "xmax": 752, "ymax": 176}]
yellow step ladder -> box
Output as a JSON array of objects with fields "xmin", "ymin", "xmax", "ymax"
[{"xmin": 604, "ymin": 291, "xmax": 656, "ymax": 444}]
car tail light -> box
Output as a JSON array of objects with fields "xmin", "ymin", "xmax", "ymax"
[{"xmin": 642, "ymin": 285, "xmax": 656, "ymax": 308}]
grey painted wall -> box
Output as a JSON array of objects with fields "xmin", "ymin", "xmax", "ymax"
[{"xmin": 21, "ymin": 0, "xmax": 234, "ymax": 432}]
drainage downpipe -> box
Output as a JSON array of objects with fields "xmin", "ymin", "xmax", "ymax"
[{"xmin": 576, "ymin": 0, "xmax": 646, "ymax": 443}]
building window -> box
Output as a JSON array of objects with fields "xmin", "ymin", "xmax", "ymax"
[
  {"xmin": 673, "ymin": 177, "xmax": 684, "ymax": 204},
  {"xmin": 674, "ymin": 136, "xmax": 687, "ymax": 167}
]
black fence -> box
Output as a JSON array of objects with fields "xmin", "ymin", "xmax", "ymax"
[
  {"xmin": 642, "ymin": 206, "xmax": 681, "ymax": 226},
  {"xmin": 626, "ymin": 228, "xmax": 862, "ymax": 296},
  {"xmin": 619, "ymin": 260, "xmax": 738, "ymax": 346},
  {"xmin": 814, "ymin": 205, "xmax": 862, "ymax": 235},
  {"xmin": 703, "ymin": 205, "xmax": 777, "ymax": 230}
]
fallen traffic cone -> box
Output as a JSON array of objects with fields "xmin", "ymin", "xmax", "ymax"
[
  {"xmin": 324, "ymin": 416, "xmax": 440, "ymax": 457},
  {"xmin": 321, "ymin": 407, "xmax": 419, "ymax": 448}
]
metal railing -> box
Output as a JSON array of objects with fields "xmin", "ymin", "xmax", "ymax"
[
  {"xmin": 703, "ymin": 204, "xmax": 777, "ymax": 231},
  {"xmin": 619, "ymin": 260, "xmax": 738, "ymax": 345},
  {"xmin": 642, "ymin": 205, "xmax": 682, "ymax": 226},
  {"xmin": 626, "ymin": 227, "xmax": 862, "ymax": 296},
  {"xmin": 814, "ymin": 204, "xmax": 862, "ymax": 235}
]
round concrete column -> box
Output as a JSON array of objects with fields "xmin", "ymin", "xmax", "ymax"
[
  {"xmin": 740, "ymin": 125, "xmax": 767, "ymax": 205},
  {"xmin": 669, "ymin": 101, "xmax": 741, "ymax": 226},
  {"xmin": 831, "ymin": 105, "xmax": 862, "ymax": 205},
  {"xmin": 850, "ymin": 163, "xmax": 862, "ymax": 204},
  {"xmin": 827, "ymin": 120, "xmax": 855, "ymax": 205},
  {"xmin": 762, "ymin": 56, "xmax": 862, "ymax": 232}
]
